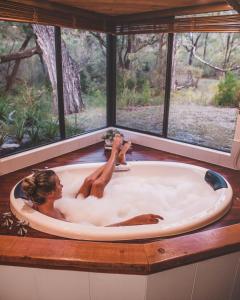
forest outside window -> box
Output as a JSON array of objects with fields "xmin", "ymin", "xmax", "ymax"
[
  {"xmin": 0, "ymin": 22, "xmax": 59, "ymax": 157},
  {"xmin": 1, "ymin": 21, "xmax": 239, "ymax": 158},
  {"xmin": 167, "ymin": 32, "xmax": 239, "ymax": 152},
  {"xmin": 116, "ymin": 34, "xmax": 168, "ymax": 134},
  {"xmin": 61, "ymin": 28, "xmax": 107, "ymax": 137}
]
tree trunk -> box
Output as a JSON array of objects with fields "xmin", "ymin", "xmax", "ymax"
[
  {"xmin": 152, "ymin": 34, "xmax": 166, "ymax": 92},
  {"xmin": 223, "ymin": 33, "xmax": 231, "ymax": 69},
  {"xmin": 32, "ymin": 25, "xmax": 84, "ymax": 114},
  {"xmin": 188, "ymin": 33, "xmax": 201, "ymax": 66},
  {"xmin": 5, "ymin": 34, "xmax": 32, "ymax": 91},
  {"xmin": 203, "ymin": 33, "xmax": 208, "ymax": 60}
]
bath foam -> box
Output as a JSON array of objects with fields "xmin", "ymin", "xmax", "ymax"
[{"xmin": 54, "ymin": 173, "xmax": 218, "ymax": 227}]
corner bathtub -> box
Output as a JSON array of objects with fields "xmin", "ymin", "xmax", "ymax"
[{"xmin": 10, "ymin": 161, "xmax": 233, "ymax": 241}]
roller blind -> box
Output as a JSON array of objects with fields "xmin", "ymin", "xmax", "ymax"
[
  {"xmin": 0, "ymin": 0, "xmax": 107, "ymax": 31},
  {"xmin": 114, "ymin": 14, "xmax": 240, "ymax": 34},
  {"xmin": 0, "ymin": 1, "xmax": 239, "ymax": 34}
]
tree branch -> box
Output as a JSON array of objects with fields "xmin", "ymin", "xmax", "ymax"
[
  {"xmin": 192, "ymin": 46, "xmax": 240, "ymax": 73},
  {"xmin": 0, "ymin": 46, "xmax": 42, "ymax": 64}
]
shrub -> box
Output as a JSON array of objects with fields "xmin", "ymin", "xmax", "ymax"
[
  {"xmin": 41, "ymin": 120, "xmax": 59, "ymax": 141},
  {"xmin": 27, "ymin": 124, "xmax": 43, "ymax": 145},
  {"xmin": 0, "ymin": 96, "xmax": 10, "ymax": 122},
  {"xmin": 8, "ymin": 112, "xmax": 26, "ymax": 144},
  {"xmin": 214, "ymin": 72, "xmax": 240, "ymax": 107},
  {"xmin": 0, "ymin": 121, "xmax": 8, "ymax": 145},
  {"xmin": 85, "ymin": 89, "xmax": 106, "ymax": 107},
  {"xmin": 65, "ymin": 115, "xmax": 84, "ymax": 137}
]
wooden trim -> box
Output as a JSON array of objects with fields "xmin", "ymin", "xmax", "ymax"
[
  {"xmin": 144, "ymin": 223, "xmax": 240, "ymax": 273},
  {"xmin": 0, "ymin": 224, "xmax": 239, "ymax": 274}
]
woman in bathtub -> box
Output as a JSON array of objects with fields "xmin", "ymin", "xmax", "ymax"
[{"xmin": 21, "ymin": 135, "xmax": 163, "ymax": 226}]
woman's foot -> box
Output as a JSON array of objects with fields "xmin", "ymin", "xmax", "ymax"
[
  {"xmin": 118, "ymin": 141, "xmax": 132, "ymax": 165},
  {"xmin": 111, "ymin": 134, "xmax": 123, "ymax": 153}
]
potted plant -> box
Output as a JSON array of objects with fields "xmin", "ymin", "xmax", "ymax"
[{"xmin": 102, "ymin": 129, "xmax": 124, "ymax": 149}]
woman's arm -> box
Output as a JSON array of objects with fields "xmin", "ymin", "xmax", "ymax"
[{"xmin": 107, "ymin": 214, "xmax": 163, "ymax": 227}]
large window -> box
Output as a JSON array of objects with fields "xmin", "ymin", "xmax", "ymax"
[
  {"xmin": 0, "ymin": 22, "xmax": 59, "ymax": 157},
  {"xmin": 61, "ymin": 29, "xmax": 106, "ymax": 137},
  {"xmin": 0, "ymin": 22, "xmax": 107, "ymax": 158},
  {"xmin": 168, "ymin": 33, "xmax": 239, "ymax": 152},
  {"xmin": 116, "ymin": 34, "xmax": 168, "ymax": 134},
  {"xmin": 1, "ymin": 21, "xmax": 239, "ymax": 158}
]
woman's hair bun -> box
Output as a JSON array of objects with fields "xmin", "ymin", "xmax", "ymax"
[
  {"xmin": 21, "ymin": 177, "xmax": 37, "ymax": 197},
  {"xmin": 21, "ymin": 170, "xmax": 57, "ymax": 205}
]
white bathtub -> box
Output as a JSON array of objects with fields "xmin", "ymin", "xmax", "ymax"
[{"xmin": 10, "ymin": 161, "xmax": 233, "ymax": 241}]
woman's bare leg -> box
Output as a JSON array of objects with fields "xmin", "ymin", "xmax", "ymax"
[
  {"xmin": 118, "ymin": 141, "xmax": 131, "ymax": 165},
  {"xmin": 76, "ymin": 165, "xmax": 106, "ymax": 198},
  {"xmin": 76, "ymin": 134, "xmax": 123, "ymax": 198},
  {"xmin": 90, "ymin": 135, "xmax": 122, "ymax": 198}
]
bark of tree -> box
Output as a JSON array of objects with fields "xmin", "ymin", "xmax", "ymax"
[
  {"xmin": 0, "ymin": 45, "xmax": 41, "ymax": 63},
  {"xmin": 184, "ymin": 33, "xmax": 202, "ymax": 66},
  {"xmin": 203, "ymin": 33, "xmax": 208, "ymax": 60},
  {"xmin": 5, "ymin": 34, "xmax": 32, "ymax": 91},
  {"xmin": 117, "ymin": 35, "xmax": 160, "ymax": 71},
  {"xmin": 152, "ymin": 34, "xmax": 167, "ymax": 92},
  {"xmin": 32, "ymin": 25, "xmax": 84, "ymax": 114}
]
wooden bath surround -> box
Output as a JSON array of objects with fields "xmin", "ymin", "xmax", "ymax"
[{"xmin": 0, "ymin": 143, "xmax": 240, "ymax": 275}]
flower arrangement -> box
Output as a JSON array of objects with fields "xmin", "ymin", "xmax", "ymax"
[
  {"xmin": 102, "ymin": 129, "xmax": 124, "ymax": 150},
  {"xmin": 0, "ymin": 211, "xmax": 28, "ymax": 236}
]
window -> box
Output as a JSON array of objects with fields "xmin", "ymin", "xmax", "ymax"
[
  {"xmin": 0, "ymin": 22, "xmax": 59, "ymax": 157},
  {"xmin": 61, "ymin": 29, "xmax": 107, "ymax": 137},
  {"xmin": 116, "ymin": 34, "xmax": 168, "ymax": 134},
  {"xmin": 168, "ymin": 33, "xmax": 239, "ymax": 152}
]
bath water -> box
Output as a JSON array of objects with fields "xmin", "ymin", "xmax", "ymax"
[{"xmin": 54, "ymin": 173, "xmax": 217, "ymax": 226}]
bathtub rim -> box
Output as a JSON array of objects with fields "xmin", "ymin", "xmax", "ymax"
[{"xmin": 10, "ymin": 161, "xmax": 233, "ymax": 241}]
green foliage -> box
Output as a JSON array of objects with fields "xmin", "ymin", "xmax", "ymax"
[
  {"xmin": 0, "ymin": 83, "xmax": 58, "ymax": 146},
  {"xmin": 0, "ymin": 96, "xmax": 10, "ymax": 122},
  {"xmin": 0, "ymin": 121, "xmax": 8, "ymax": 145},
  {"xmin": 65, "ymin": 114, "xmax": 84, "ymax": 137},
  {"xmin": 41, "ymin": 120, "xmax": 59, "ymax": 141},
  {"xmin": 125, "ymin": 78, "xmax": 135, "ymax": 91},
  {"xmin": 8, "ymin": 112, "xmax": 26, "ymax": 143},
  {"xmin": 26, "ymin": 123, "xmax": 43, "ymax": 145},
  {"xmin": 65, "ymin": 124, "xmax": 84, "ymax": 137},
  {"xmin": 214, "ymin": 72, "xmax": 240, "ymax": 107},
  {"xmin": 84, "ymin": 89, "xmax": 106, "ymax": 108},
  {"xmin": 117, "ymin": 74, "xmax": 161, "ymax": 108}
]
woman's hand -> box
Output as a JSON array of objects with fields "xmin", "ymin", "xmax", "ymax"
[{"xmin": 107, "ymin": 214, "xmax": 164, "ymax": 227}]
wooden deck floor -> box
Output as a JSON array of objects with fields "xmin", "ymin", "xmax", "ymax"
[{"xmin": 0, "ymin": 142, "xmax": 240, "ymax": 274}]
